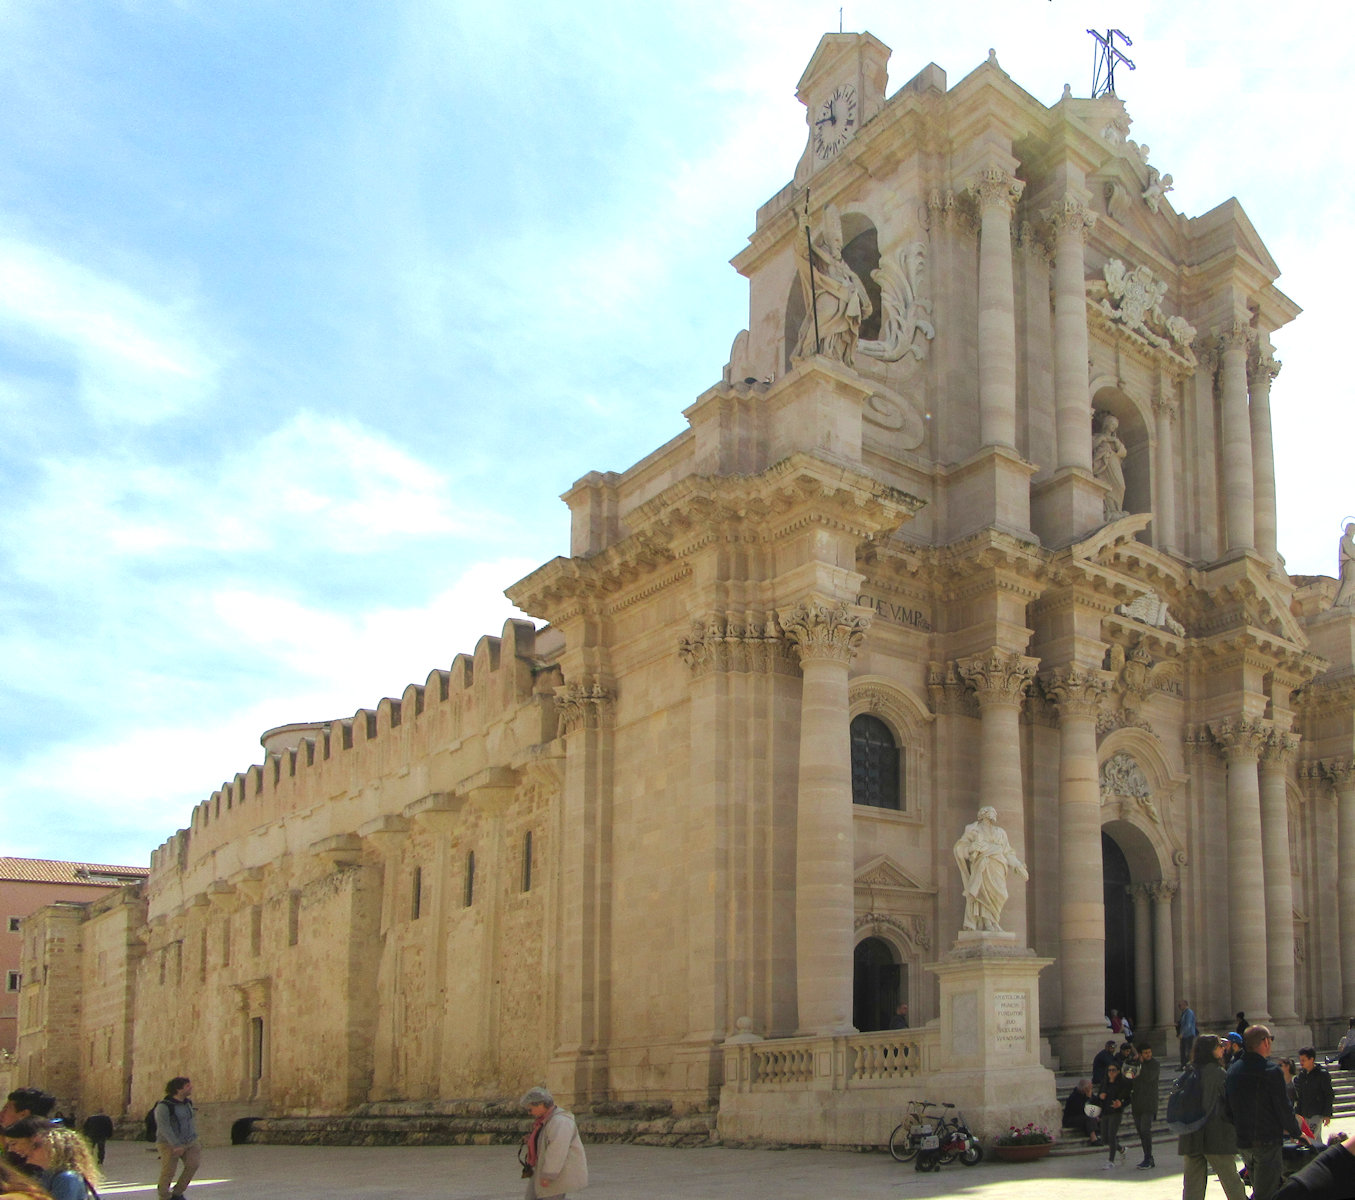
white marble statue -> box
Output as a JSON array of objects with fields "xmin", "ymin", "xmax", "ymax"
[
  {"xmin": 1093, "ymin": 412, "xmax": 1128, "ymax": 519},
  {"xmin": 792, "ymin": 203, "xmax": 873, "ymax": 368},
  {"xmin": 953, "ymin": 805, "xmax": 1029, "ymax": 933},
  {"xmin": 1336, "ymin": 522, "xmax": 1355, "ymax": 608}
]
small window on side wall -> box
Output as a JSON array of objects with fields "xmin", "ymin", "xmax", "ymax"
[
  {"xmin": 850, "ymin": 714, "xmax": 902, "ymax": 810},
  {"xmin": 522, "ymin": 832, "xmax": 533, "ymax": 893},
  {"xmin": 464, "ymin": 851, "xmax": 476, "ymax": 908}
]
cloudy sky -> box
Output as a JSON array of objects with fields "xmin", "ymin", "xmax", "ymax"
[{"xmin": 3, "ymin": 1, "xmax": 1351, "ymax": 867}]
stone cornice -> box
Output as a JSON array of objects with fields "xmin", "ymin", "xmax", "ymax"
[{"xmin": 507, "ymin": 453, "xmax": 923, "ymax": 624}]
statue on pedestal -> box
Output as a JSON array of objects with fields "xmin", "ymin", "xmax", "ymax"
[
  {"xmin": 1336, "ymin": 522, "xmax": 1355, "ymax": 608},
  {"xmin": 953, "ymin": 806, "xmax": 1029, "ymax": 933},
  {"xmin": 1092, "ymin": 412, "xmax": 1128, "ymax": 519}
]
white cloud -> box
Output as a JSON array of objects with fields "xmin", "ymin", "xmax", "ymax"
[{"xmin": 0, "ymin": 231, "xmax": 221, "ymax": 424}]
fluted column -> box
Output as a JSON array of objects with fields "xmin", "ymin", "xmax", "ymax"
[
  {"xmin": 1213, "ymin": 717, "xmax": 1270, "ymax": 1019},
  {"xmin": 1150, "ymin": 881, "xmax": 1178, "ymax": 1032},
  {"xmin": 957, "ymin": 648, "xmax": 1039, "ymax": 943},
  {"xmin": 1331, "ymin": 761, "xmax": 1355, "ymax": 1013},
  {"xmin": 1248, "ymin": 346, "xmax": 1281, "ymax": 562},
  {"xmin": 1048, "ymin": 198, "xmax": 1096, "ymax": 472},
  {"xmin": 972, "ymin": 168, "xmax": 1024, "ymax": 448},
  {"xmin": 1152, "ymin": 393, "xmax": 1179, "ymax": 554},
  {"xmin": 1218, "ymin": 325, "xmax": 1256, "ymax": 554},
  {"xmin": 1131, "ymin": 883, "xmax": 1153, "ymax": 1030},
  {"xmin": 1259, "ymin": 732, "xmax": 1299, "ymax": 1021},
  {"xmin": 779, "ymin": 598, "xmax": 871, "ymax": 1035},
  {"xmin": 1046, "ymin": 666, "xmax": 1112, "ymax": 1033}
]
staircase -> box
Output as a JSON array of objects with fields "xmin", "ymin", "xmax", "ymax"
[{"xmin": 1051, "ymin": 1051, "xmax": 1355, "ymax": 1159}]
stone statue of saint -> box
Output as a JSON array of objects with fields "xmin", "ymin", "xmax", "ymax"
[
  {"xmin": 953, "ymin": 805, "xmax": 1029, "ymax": 933},
  {"xmin": 1336, "ymin": 522, "xmax": 1355, "ymax": 608},
  {"xmin": 792, "ymin": 203, "xmax": 873, "ymax": 368},
  {"xmin": 1092, "ymin": 412, "xmax": 1128, "ymax": 519}
]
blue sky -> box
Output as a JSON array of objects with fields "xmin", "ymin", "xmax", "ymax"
[{"xmin": 3, "ymin": 1, "xmax": 1351, "ymax": 867}]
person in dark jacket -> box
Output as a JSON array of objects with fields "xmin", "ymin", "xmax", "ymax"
[
  {"xmin": 1294, "ymin": 1048, "xmax": 1335, "ymax": 1145},
  {"xmin": 1273, "ymin": 1130, "xmax": 1355, "ymax": 1200},
  {"xmin": 78, "ymin": 1115, "xmax": 112, "ymax": 1167},
  {"xmin": 1091, "ymin": 1039, "xmax": 1117, "ymax": 1086},
  {"xmin": 1130, "ymin": 1042, "xmax": 1161, "ymax": 1169},
  {"xmin": 1180, "ymin": 1034, "xmax": 1248, "ymax": 1200},
  {"xmin": 1061, "ymin": 1078, "xmax": 1099, "ymax": 1142},
  {"xmin": 1225, "ymin": 1025, "xmax": 1308, "ymax": 1200},
  {"xmin": 1095, "ymin": 1061, "xmax": 1132, "ymax": 1168}
]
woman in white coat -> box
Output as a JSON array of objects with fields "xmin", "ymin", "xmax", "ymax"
[{"xmin": 520, "ymin": 1087, "xmax": 589, "ymax": 1199}]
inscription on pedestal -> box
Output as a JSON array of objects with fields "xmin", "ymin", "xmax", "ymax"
[{"xmin": 994, "ymin": 990, "xmax": 1027, "ymax": 1050}]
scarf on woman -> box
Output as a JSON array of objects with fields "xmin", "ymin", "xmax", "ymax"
[{"xmin": 525, "ymin": 1107, "xmax": 553, "ymax": 1169}]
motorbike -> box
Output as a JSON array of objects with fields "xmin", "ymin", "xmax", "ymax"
[{"xmin": 935, "ymin": 1104, "xmax": 983, "ymax": 1166}]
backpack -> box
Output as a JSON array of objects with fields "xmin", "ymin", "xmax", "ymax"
[
  {"xmin": 1165, "ymin": 1066, "xmax": 1210, "ymax": 1134},
  {"xmin": 144, "ymin": 1104, "xmax": 159, "ymax": 1142}
]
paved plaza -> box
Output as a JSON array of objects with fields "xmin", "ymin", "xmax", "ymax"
[{"xmin": 95, "ymin": 1138, "xmax": 1205, "ymax": 1199}]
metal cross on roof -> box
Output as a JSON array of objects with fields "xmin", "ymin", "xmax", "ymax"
[{"xmin": 1088, "ymin": 28, "xmax": 1135, "ymax": 97}]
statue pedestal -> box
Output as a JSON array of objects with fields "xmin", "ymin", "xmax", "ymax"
[{"xmin": 922, "ymin": 934, "xmax": 1058, "ymax": 1140}]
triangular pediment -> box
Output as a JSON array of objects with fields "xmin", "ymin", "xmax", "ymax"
[{"xmin": 855, "ymin": 854, "xmax": 931, "ymax": 892}]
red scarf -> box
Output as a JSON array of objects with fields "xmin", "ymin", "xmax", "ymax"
[{"xmin": 526, "ymin": 1108, "xmax": 552, "ymax": 1168}]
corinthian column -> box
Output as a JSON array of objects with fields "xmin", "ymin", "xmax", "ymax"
[
  {"xmin": 1045, "ymin": 665, "xmax": 1112, "ymax": 1039},
  {"xmin": 1259, "ymin": 731, "xmax": 1299, "ymax": 1021},
  {"xmin": 1248, "ymin": 346, "xmax": 1281, "ymax": 562},
  {"xmin": 779, "ymin": 598, "xmax": 871, "ymax": 1035},
  {"xmin": 1152, "ymin": 393, "xmax": 1179, "ymax": 554},
  {"xmin": 1218, "ymin": 325, "xmax": 1256, "ymax": 554},
  {"xmin": 972, "ymin": 168, "xmax": 1024, "ymax": 448},
  {"xmin": 957, "ymin": 648, "xmax": 1039, "ymax": 943},
  {"xmin": 1130, "ymin": 883, "xmax": 1152, "ymax": 1030},
  {"xmin": 1150, "ymin": 881, "xmax": 1178, "ymax": 1032},
  {"xmin": 1212, "ymin": 717, "xmax": 1270, "ymax": 1019},
  {"xmin": 1331, "ymin": 761, "xmax": 1355, "ymax": 1012},
  {"xmin": 1047, "ymin": 198, "xmax": 1096, "ymax": 472}
]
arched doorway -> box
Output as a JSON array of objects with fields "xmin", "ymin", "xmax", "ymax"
[
  {"xmin": 853, "ymin": 936, "xmax": 903, "ymax": 1032},
  {"xmin": 1103, "ymin": 832, "xmax": 1136, "ymax": 1026}
]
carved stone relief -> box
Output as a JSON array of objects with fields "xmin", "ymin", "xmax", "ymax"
[
  {"xmin": 1088, "ymin": 258, "xmax": 1196, "ymax": 362},
  {"xmin": 1100, "ymin": 751, "xmax": 1160, "ymax": 824}
]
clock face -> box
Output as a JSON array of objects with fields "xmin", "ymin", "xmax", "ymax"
[{"xmin": 813, "ymin": 83, "xmax": 858, "ymax": 160}]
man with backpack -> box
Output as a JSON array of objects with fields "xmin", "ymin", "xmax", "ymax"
[
  {"xmin": 154, "ymin": 1077, "xmax": 201, "ymax": 1200},
  {"xmin": 1176, "ymin": 1033, "xmax": 1248, "ymax": 1200},
  {"xmin": 1226, "ymin": 1025, "xmax": 1309, "ymax": 1200}
]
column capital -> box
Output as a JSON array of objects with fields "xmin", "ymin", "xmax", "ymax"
[
  {"xmin": 678, "ymin": 612, "xmax": 795, "ymax": 677},
  {"xmin": 1259, "ymin": 728, "xmax": 1300, "ymax": 768},
  {"xmin": 1044, "ymin": 196, "xmax": 1097, "ymax": 241},
  {"xmin": 1248, "ymin": 345, "xmax": 1282, "ymax": 386},
  {"xmin": 1151, "ymin": 395, "xmax": 1179, "ymax": 424},
  {"xmin": 554, "ymin": 678, "xmax": 615, "ymax": 736},
  {"xmin": 1041, "ymin": 665, "xmax": 1113, "ymax": 718},
  {"xmin": 969, "ymin": 166, "xmax": 1024, "ymax": 214},
  {"xmin": 956, "ymin": 647, "xmax": 1040, "ymax": 708},
  {"xmin": 1147, "ymin": 880, "xmax": 1179, "ymax": 904},
  {"xmin": 1323, "ymin": 757, "xmax": 1355, "ymax": 790},
  {"xmin": 1216, "ymin": 322, "xmax": 1256, "ymax": 356},
  {"xmin": 1210, "ymin": 714, "xmax": 1268, "ymax": 761},
  {"xmin": 778, "ymin": 599, "xmax": 870, "ymax": 666}
]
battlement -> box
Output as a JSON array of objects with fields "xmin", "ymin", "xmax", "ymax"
[{"xmin": 149, "ymin": 619, "xmax": 561, "ymax": 880}]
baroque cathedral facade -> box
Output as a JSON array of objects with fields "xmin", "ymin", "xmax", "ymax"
[{"xmin": 15, "ymin": 33, "xmax": 1355, "ymax": 1143}]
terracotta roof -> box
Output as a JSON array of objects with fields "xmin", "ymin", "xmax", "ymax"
[{"xmin": 0, "ymin": 857, "xmax": 149, "ymax": 885}]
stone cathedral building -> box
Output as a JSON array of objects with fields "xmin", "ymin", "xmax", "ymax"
[{"xmin": 15, "ymin": 33, "xmax": 1355, "ymax": 1145}]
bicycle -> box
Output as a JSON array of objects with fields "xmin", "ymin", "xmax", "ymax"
[{"xmin": 888, "ymin": 1099, "xmax": 946, "ymax": 1162}]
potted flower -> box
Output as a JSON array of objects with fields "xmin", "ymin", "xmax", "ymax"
[{"xmin": 993, "ymin": 1122, "xmax": 1055, "ymax": 1162}]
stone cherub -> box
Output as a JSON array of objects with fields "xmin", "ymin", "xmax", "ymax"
[{"xmin": 953, "ymin": 805, "xmax": 1029, "ymax": 933}]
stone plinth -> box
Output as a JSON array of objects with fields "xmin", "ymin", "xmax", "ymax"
[{"xmin": 921, "ymin": 934, "xmax": 1058, "ymax": 1139}]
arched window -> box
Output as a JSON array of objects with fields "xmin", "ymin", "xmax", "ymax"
[{"xmin": 851, "ymin": 714, "xmax": 901, "ymax": 810}]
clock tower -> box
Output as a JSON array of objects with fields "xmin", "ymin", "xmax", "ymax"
[{"xmin": 793, "ymin": 32, "xmax": 890, "ymax": 184}]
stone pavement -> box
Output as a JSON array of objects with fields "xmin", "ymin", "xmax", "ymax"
[{"xmin": 96, "ymin": 1138, "xmax": 1202, "ymax": 1199}]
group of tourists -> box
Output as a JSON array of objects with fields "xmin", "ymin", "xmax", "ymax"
[
  {"xmin": 1062, "ymin": 1039, "xmax": 1163, "ymax": 1169},
  {"xmin": 0, "ymin": 1076, "xmax": 202, "ymax": 1200}
]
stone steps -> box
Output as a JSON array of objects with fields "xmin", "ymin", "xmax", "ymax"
[{"xmin": 243, "ymin": 1103, "xmax": 718, "ymax": 1149}]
